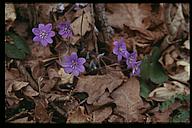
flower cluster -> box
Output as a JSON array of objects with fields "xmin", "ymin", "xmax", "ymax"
[
  {"xmin": 113, "ymin": 38, "xmax": 142, "ymax": 76},
  {"xmin": 32, "ymin": 22, "xmax": 73, "ymax": 47}
]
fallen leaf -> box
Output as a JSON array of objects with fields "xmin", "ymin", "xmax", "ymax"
[
  {"xmin": 12, "ymin": 81, "xmax": 29, "ymax": 91},
  {"xmin": 152, "ymin": 101, "xmax": 182, "ymax": 123},
  {"xmin": 110, "ymin": 77, "xmax": 143, "ymax": 122},
  {"xmin": 34, "ymin": 98, "xmax": 50, "ymax": 123},
  {"xmin": 5, "ymin": 4, "xmax": 16, "ymax": 31},
  {"xmin": 11, "ymin": 117, "xmax": 34, "ymax": 123},
  {"xmin": 23, "ymin": 86, "xmax": 39, "ymax": 98},
  {"xmin": 66, "ymin": 106, "xmax": 91, "ymax": 123},
  {"xmin": 106, "ymin": 4, "xmax": 151, "ymax": 29},
  {"xmin": 93, "ymin": 91, "xmax": 113, "ymax": 107},
  {"xmin": 108, "ymin": 114, "xmax": 124, "ymax": 123},
  {"xmin": 92, "ymin": 107, "xmax": 112, "ymax": 123},
  {"xmin": 74, "ymin": 67, "xmax": 124, "ymax": 104},
  {"xmin": 70, "ymin": 9, "xmax": 93, "ymax": 45},
  {"xmin": 148, "ymin": 81, "xmax": 190, "ymax": 101},
  {"xmin": 58, "ymin": 68, "xmax": 74, "ymax": 84}
]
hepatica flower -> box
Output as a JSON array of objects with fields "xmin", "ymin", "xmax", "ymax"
[
  {"xmin": 126, "ymin": 51, "xmax": 137, "ymax": 69},
  {"xmin": 131, "ymin": 61, "xmax": 142, "ymax": 76},
  {"xmin": 60, "ymin": 52, "xmax": 86, "ymax": 76},
  {"xmin": 32, "ymin": 23, "xmax": 55, "ymax": 47},
  {"xmin": 113, "ymin": 38, "xmax": 128, "ymax": 62},
  {"xmin": 57, "ymin": 21, "xmax": 73, "ymax": 39}
]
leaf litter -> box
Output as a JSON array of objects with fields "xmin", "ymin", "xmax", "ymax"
[{"xmin": 5, "ymin": 3, "xmax": 190, "ymax": 123}]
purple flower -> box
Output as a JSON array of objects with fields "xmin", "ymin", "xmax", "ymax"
[
  {"xmin": 60, "ymin": 52, "xmax": 86, "ymax": 76},
  {"xmin": 131, "ymin": 61, "xmax": 142, "ymax": 76},
  {"xmin": 57, "ymin": 21, "xmax": 73, "ymax": 39},
  {"xmin": 32, "ymin": 23, "xmax": 55, "ymax": 47},
  {"xmin": 113, "ymin": 38, "xmax": 128, "ymax": 62},
  {"xmin": 126, "ymin": 51, "xmax": 137, "ymax": 69}
]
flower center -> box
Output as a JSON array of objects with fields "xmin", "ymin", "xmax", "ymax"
[
  {"xmin": 119, "ymin": 47, "xmax": 123, "ymax": 52},
  {"xmin": 40, "ymin": 31, "xmax": 48, "ymax": 39},
  {"xmin": 71, "ymin": 60, "xmax": 77, "ymax": 69}
]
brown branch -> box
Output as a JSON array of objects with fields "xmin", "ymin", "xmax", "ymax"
[{"xmin": 16, "ymin": 60, "xmax": 38, "ymax": 91}]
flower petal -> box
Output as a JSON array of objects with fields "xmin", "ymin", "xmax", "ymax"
[
  {"xmin": 40, "ymin": 39, "xmax": 48, "ymax": 47},
  {"xmin": 78, "ymin": 58, "xmax": 86, "ymax": 64},
  {"xmin": 71, "ymin": 52, "xmax": 78, "ymax": 60},
  {"xmin": 64, "ymin": 67, "xmax": 73, "ymax": 74},
  {"xmin": 46, "ymin": 37, "xmax": 53, "ymax": 44},
  {"xmin": 117, "ymin": 55, "xmax": 122, "ymax": 62},
  {"xmin": 45, "ymin": 23, "xmax": 52, "ymax": 31},
  {"xmin": 77, "ymin": 65, "xmax": 85, "ymax": 72},
  {"xmin": 33, "ymin": 36, "xmax": 41, "ymax": 42},
  {"xmin": 49, "ymin": 31, "xmax": 55, "ymax": 37},
  {"xmin": 32, "ymin": 28, "xmax": 40, "ymax": 35},
  {"xmin": 113, "ymin": 47, "xmax": 119, "ymax": 55},
  {"xmin": 38, "ymin": 24, "xmax": 45, "ymax": 30},
  {"xmin": 113, "ymin": 41, "xmax": 118, "ymax": 46},
  {"xmin": 72, "ymin": 70, "xmax": 80, "ymax": 76}
]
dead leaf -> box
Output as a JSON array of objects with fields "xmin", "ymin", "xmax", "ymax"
[
  {"xmin": 93, "ymin": 91, "xmax": 113, "ymax": 107},
  {"xmin": 148, "ymin": 81, "xmax": 190, "ymax": 101},
  {"xmin": 108, "ymin": 114, "xmax": 124, "ymax": 123},
  {"xmin": 106, "ymin": 4, "xmax": 151, "ymax": 29},
  {"xmin": 5, "ymin": 4, "xmax": 16, "ymax": 31},
  {"xmin": 110, "ymin": 77, "xmax": 143, "ymax": 122},
  {"xmin": 70, "ymin": 9, "xmax": 93, "ymax": 45},
  {"xmin": 11, "ymin": 117, "xmax": 34, "ymax": 123},
  {"xmin": 23, "ymin": 86, "xmax": 39, "ymax": 98},
  {"xmin": 58, "ymin": 68, "xmax": 74, "ymax": 84},
  {"xmin": 47, "ymin": 68, "xmax": 59, "ymax": 80},
  {"xmin": 34, "ymin": 98, "xmax": 50, "ymax": 123},
  {"xmin": 92, "ymin": 107, "xmax": 112, "ymax": 123},
  {"xmin": 12, "ymin": 81, "xmax": 29, "ymax": 91},
  {"xmin": 151, "ymin": 101, "xmax": 182, "ymax": 123},
  {"xmin": 74, "ymin": 67, "xmax": 124, "ymax": 104},
  {"xmin": 66, "ymin": 106, "xmax": 91, "ymax": 123}
]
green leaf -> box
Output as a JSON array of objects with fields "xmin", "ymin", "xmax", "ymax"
[
  {"xmin": 5, "ymin": 43, "xmax": 26, "ymax": 59},
  {"xmin": 140, "ymin": 56, "xmax": 151, "ymax": 80},
  {"xmin": 5, "ymin": 32, "xmax": 30, "ymax": 54},
  {"xmin": 159, "ymin": 96, "xmax": 175, "ymax": 111},
  {"xmin": 140, "ymin": 79, "xmax": 151, "ymax": 99},
  {"xmin": 149, "ymin": 62, "xmax": 168, "ymax": 84},
  {"xmin": 151, "ymin": 47, "xmax": 161, "ymax": 62},
  {"xmin": 171, "ymin": 109, "xmax": 189, "ymax": 123}
]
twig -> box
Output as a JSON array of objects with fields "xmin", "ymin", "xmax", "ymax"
[
  {"xmin": 16, "ymin": 60, "xmax": 38, "ymax": 91},
  {"xmin": 50, "ymin": 102, "xmax": 67, "ymax": 118},
  {"xmin": 6, "ymin": 110, "xmax": 28, "ymax": 122}
]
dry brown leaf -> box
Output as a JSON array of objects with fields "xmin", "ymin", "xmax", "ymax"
[
  {"xmin": 11, "ymin": 117, "xmax": 35, "ymax": 123},
  {"xmin": 58, "ymin": 68, "xmax": 74, "ymax": 84},
  {"xmin": 5, "ymin": 3, "xmax": 16, "ymax": 30},
  {"xmin": 148, "ymin": 81, "xmax": 190, "ymax": 102},
  {"xmin": 106, "ymin": 4, "xmax": 151, "ymax": 29},
  {"xmin": 34, "ymin": 98, "xmax": 50, "ymax": 123},
  {"xmin": 74, "ymin": 67, "xmax": 124, "ymax": 104},
  {"xmin": 108, "ymin": 114, "xmax": 124, "ymax": 123},
  {"xmin": 12, "ymin": 81, "xmax": 29, "ymax": 91},
  {"xmin": 66, "ymin": 106, "xmax": 91, "ymax": 123},
  {"xmin": 47, "ymin": 68, "xmax": 59, "ymax": 80},
  {"xmin": 5, "ymin": 4, "xmax": 16, "ymax": 21},
  {"xmin": 110, "ymin": 77, "xmax": 143, "ymax": 122},
  {"xmin": 23, "ymin": 86, "xmax": 39, "ymax": 98},
  {"xmin": 93, "ymin": 91, "xmax": 113, "ymax": 107},
  {"xmin": 151, "ymin": 101, "xmax": 182, "ymax": 123},
  {"xmin": 70, "ymin": 9, "xmax": 93, "ymax": 45},
  {"xmin": 92, "ymin": 107, "xmax": 112, "ymax": 123}
]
